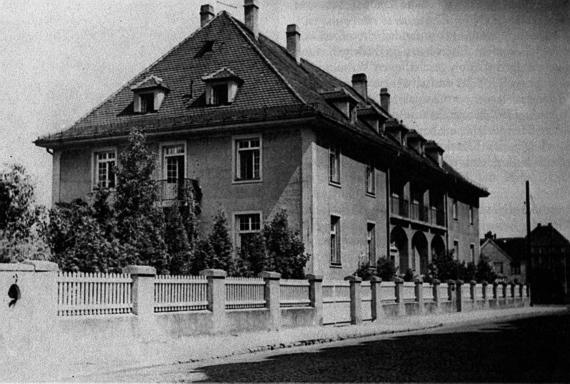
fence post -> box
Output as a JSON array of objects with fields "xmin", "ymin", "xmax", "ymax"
[
  {"xmin": 307, "ymin": 274, "xmax": 323, "ymax": 325},
  {"xmin": 502, "ymin": 282, "xmax": 508, "ymax": 300},
  {"xmin": 370, "ymin": 276, "xmax": 383, "ymax": 320},
  {"xmin": 455, "ymin": 280, "xmax": 464, "ymax": 312},
  {"xmin": 470, "ymin": 281, "xmax": 477, "ymax": 302},
  {"xmin": 395, "ymin": 277, "xmax": 405, "ymax": 316},
  {"xmin": 260, "ymin": 271, "xmax": 281, "ymax": 331},
  {"xmin": 432, "ymin": 279, "xmax": 441, "ymax": 311},
  {"xmin": 519, "ymin": 283, "xmax": 524, "ymax": 300},
  {"xmin": 482, "ymin": 281, "xmax": 488, "ymax": 307},
  {"xmin": 200, "ymin": 269, "xmax": 227, "ymax": 333},
  {"xmin": 492, "ymin": 281, "xmax": 499, "ymax": 301},
  {"xmin": 414, "ymin": 279, "xmax": 424, "ymax": 314},
  {"xmin": 345, "ymin": 275, "xmax": 362, "ymax": 324},
  {"xmin": 123, "ymin": 265, "xmax": 156, "ymax": 317},
  {"xmin": 510, "ymin": 282, "xmax": 516, "ymax": 302}
]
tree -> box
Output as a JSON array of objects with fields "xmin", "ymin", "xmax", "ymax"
[
  {"xmin": 207, "ymin": 211, "xmax": 234, "ymax": 271},
  {"xmin": 0, "ymin": 164, "xmax": 50, "ymax": 262},
  {"xmin": 164, "ymin": 206, "xmax": 192, "ymax": 275},
  {"xmin": 262, "ymin": 210, "xmax": 309, "ymax": 279},
  {"xmin": 235, "ymin": 233, "xmax": 265, "ymax": 277},
  {"xmin": 376, "ymin": 257, "xmax": 396, "ymax": 281},
  {"xmin": 475, "ymin": 255, "xmax": 497, "ymax": 283},
  {"xmin": 428, "ymin": 250, "xmax": 465, "ymax": 281},
  {"xmin": 114, "ymin": 128, "xmax": 169, "ymax": 273}
]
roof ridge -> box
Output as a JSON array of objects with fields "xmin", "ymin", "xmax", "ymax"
[
  {"xmin": 52, "ymin": 12, "xmax": 223, "ymax": 137},
  {"xmin": 482, "ymin": 238, "xmax": 513, "ymax": 261},
  {"xmin": 226, "ymin": 15, "xmax": 307, "ymax": 106}
]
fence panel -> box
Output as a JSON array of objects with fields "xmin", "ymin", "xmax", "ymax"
[
  {"xmin": 380, "ymin": 282, "xmax": 397, "ymax": 302},
  {"xmin": 322, "ymin": 280, "xmax": 351, "ymax": 324},
  {"xmin": 57, "ymin": 272, "xmax": 133, "ymax": 317},
  {"xmin": 225, "ymin": 277, "xmax": 266, "ymax": 310},
  {"xmin": 486, "ymin": 284, "xmax": 494, "ymax": 299},
  {"xmin": 280, "ymin": 279, "xmax": 311, "ymax": 308},
  {"xmin": 403, "ymin": 282, "xmax": 416, "ymax": 301},
  {"xmin": 439, "ymin": 283, "xmax": 450, "ymax": 301},
  {"xmin": 474, "ymin": 284, "xmax": 484, "ymax": 300},
  {"xmin": 154, "ymin": 275, "xmax": 208, "ymax": 313},
  {"xmin": 361, "ymin": 281, "xmax": 372, "ymax": 321},
  {"xmin": 422, "ymin": 283, "xmax": 434, "ymax": 301}
]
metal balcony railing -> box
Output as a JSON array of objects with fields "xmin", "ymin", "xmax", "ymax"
[
  {"xmin": 157, "ymin": 178, "xmax": 201, "ymax": 203},
  {"xmin": 390, "ymin": 196, "xmax": 409, "ymax": 218}
]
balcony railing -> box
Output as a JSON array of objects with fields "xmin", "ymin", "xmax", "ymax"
[
  {"xmin": 392, "ymin": 196, "xmax": 445, "ymax": 227},
  {"xmin": 390, "ymin": 196, "xmax": 409, "ymax": 218},
  {"xmin": 157, "ymin": 178, "xmax": 201, "ymax": 203},
  {"xmin": 430, "ymin": 207, "xmax": 445, "ymax": 226}
]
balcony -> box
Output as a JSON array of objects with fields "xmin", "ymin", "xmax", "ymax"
[
  {"xmin": 157, "ymin": 178, "xmax": 202, "ymax": 204},
  {"xmin": 391, "ymin": 196, "xmax": 445, "ymax": 229},
  {"xmin": 390, "ymin": 196, "xmax": 409, "ymax": 218},
  {"xmin": 430, "ymin": 207, "xmax": 445, "ymax": 226}
]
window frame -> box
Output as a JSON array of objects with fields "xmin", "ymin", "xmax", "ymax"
[
  {"xmin": 367, "ymin": 221, "xmax": 376, "ymax": 266},
  {"xmin": 330, "ymin": 215, "xmax": 342, "ymax": 266},
  {"xmin": 470, "ymin": 243, "xmax": 475, "ymax": 263},
  {"xmin": 469, "ymin": 206, "xmax": 474, "ymax": 225},
  {"xmin": 232, "ymin": 135, "xmax": 262, "ymax": 184},
  {"xmin": 329, "ymin": 145, "xmax": 341, "ymax": 186},
  {"xmin": 365, "ymin": 160, "xmax": 375, "ymax": 196},
  {"xmin": 92, "ymin": 147, "xmax": 117, "ymax": 191},
  {"xmin": 452, "ymin": 199, "xmax": 458, "ymax": 221},
  {"xmin": 233, "ymin": 211, "xmax": 263, "ymax": 250},
  {"xmin": 159, "ymin": 141, "xmax": 187, "ymax": 183},
  {"xmin": 453, "ymin": 240, "xmax": 459, "ymax": 260}
]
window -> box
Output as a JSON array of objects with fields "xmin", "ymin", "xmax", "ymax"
[
  {"xmin": 452, "ymin": 199, "xmax": 458, "ymax": 220},
  {"xmin": 330, "ymin": 216, "xmax": 341, "ymax": 265},
  {"xmin": 235, "ymin": 213, "xmax": 261, "ymax": 249},
  {"xmin": 453, "ymin": 240, "xmax": 459, "ymax": 259},
  {"xmin": 470, "ymin": 243, "xmax": 475, "ymax": 263},
  {"xmin": 367, "ymin": 223, "xmax": 376, "ymax": 265},
  {"xmin": 366, "ymin": 161, "xmax": 375, "ymax": 195},
  {"xmin": 329, "ymin": 146, "xmax": 340, "ymax": 184},
  {"xmin": 235, "ymin": 137, "xmax": 261, "ymax": 181},
  {"xmin": 469, "ymin": 206, "xmax": 474, "ymax": 225},
  {"xmin": 494, "ymin": 262, "xmax": 504, "ymax": 274},
  {"xmin": 94, "ymin": 150, "xmax": 116, "ymax": 189},
  {"xmin": 162, "ymin": 144, "xmax": 185, "ymax": 182},
  {"xmin": 140, "ymin": 93, "xmax": 155, "ymax": 113},
  {"xmin": 212, "ymin": 83, "xmax": 229, "ymax": 105}
]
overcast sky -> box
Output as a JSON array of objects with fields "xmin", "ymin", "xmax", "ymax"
[{"xmin": 1, "ymin": 0, "xmax": 568, "ymax": 239}]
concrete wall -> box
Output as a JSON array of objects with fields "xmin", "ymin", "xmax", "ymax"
[{"xmin": 447, "ymin": 196, "xmax": 480, "ymax": 264}]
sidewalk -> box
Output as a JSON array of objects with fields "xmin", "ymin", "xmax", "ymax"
[{"xmin": 3, "ymin": 306, "xmax": 566, "ymax": 382}]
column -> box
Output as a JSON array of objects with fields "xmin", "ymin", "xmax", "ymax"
[
  {"xmin": 260, "ymin": 271, "xmax": 281, "ymax": 331},
  {"xmin": 200, "ymin": 269, "xmax": 227, "ymax": 333},
  {"xmin": 395, "ymin": 277, "xmax": 405, "ymax": 315},
  {"xmin": 370, "ymin": 276, "xmax": 383, "ymax": 320},
  {"xmin": 307, "ymin": 274, "xmax": 323, "ymax": 325},
  {"xmin": 123, "ymin": 265, "xmax": 156, "ymax": 317},
  {"xmin": 455, "ymin": 280, "xmax": 464, "ymax": 312},
  {"xmin": 345, "ymin": 275, "xmax": 362, "ymax": 324},
  {"xmin": 432, "ymin": 279, "xmax": 441, "ymax": 312},
  {"xmin": 415, "ymin": 279, "xmax": 424, "ymax": 314}
]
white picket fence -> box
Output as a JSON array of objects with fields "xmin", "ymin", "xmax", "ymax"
[
  {"xmin": 154, "ymin": 275, "xmax": 208, "ymax": 312},
  {"xmin": 225, "ymin": 277, "xmax": 266, "ymax": 309},
  {"xmin": 280, "ymin": 279, "xmax": 311, "ymax": 307},
  {"xmin": 57, "ymin": 272, "xmax": 133, "ymax": 316}
]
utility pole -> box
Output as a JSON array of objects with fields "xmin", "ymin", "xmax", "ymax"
[{"xmin": 526, "ymin": 180, "xmax": 532, "ymax": 305}]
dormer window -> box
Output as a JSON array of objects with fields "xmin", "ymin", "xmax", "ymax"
[
  {"xmin": 131, "ymin": 75, "xmax": 169, "ymax": 114},
  {"xmin": 425, "ymin": 140, "xmax": 444, "ymax": 167},
  {"xmin": 202, "ymin": 67, "xmax": 243, "ymax": 106},
  {"xmin": 321, "ymin": 88, "xmax": 359, "ymax": 121}
]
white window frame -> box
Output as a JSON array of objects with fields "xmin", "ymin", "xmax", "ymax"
[
  {"xmin": 330, "ymin": 214, "xmax": 341, "ymax": 266},
  {"xmin": 367, "ymin": 221, "xmax": 376, "ymax": 265},
  {"xmin": 92, "ymin": 147, "xmax": 117, "ymax": 191},
  {"xmin": 365, "ymin": 160, "xmax": 375, "ymax": 196},
  {"xmin": 232, "ymin": 135, "xmax": 262, "ymax": 184},
  {"xmin": 329, "ymin": 145, "xmax": 341, "ymax": 185},
  {"xmin": 233, "ymin": 211, "xmax": 263, "ymax": 249},
  {"xmin": 159, "ymin": 141, "xmax": 187, "ymax": 182},
  {"xmin": 452, "ymin": 199, "xmax": 458, "ymax": 220}
]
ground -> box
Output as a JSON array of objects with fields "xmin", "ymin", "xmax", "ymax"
[{"xmin": 70, "ymin": 310, "xmax": 570, "ymax": 382}]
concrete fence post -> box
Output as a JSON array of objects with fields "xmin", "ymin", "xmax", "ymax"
[
  {"xmin": 482, "ymin": 281, "xmax": 489, "ymax": 307},
  {"xmin": 414, "ymin": 279, "xmax": 424, "ymax": 314},
  {"xmin": 432, "ymin": 279, "xmax": 441, "ymax": 311},
  {"xmin": 123, "ymin": 265, "xmax": 156, "ymax": 317},
  {"xmin": 345, "ymin": 275, "xmax": 362, "ymax": 324},
  {"xmin": 510, "ymin": 282, "xmax": 516, "ymax": 301},
  {"xmin": 519, "ymin": 283, "xmax": 524, "ymax": 299},
  {"xmin": 370, "ymin": 276, "xmax": 383, "ymax": 321},
  {"xmin": 260, "ymin": 271, "xmax": 281, "ymax": 331},
  {"xmin": 395, "ymin": 277, "xmax": 405, "ymax": 315},
  {"xmin": 502, "ymin": 282, "xmax": 508, "ymax": 299},
  {"xmin": 492, "ymin": 281, "xmax": 499, "ymax": 301},
  {"xmin": 200, "ymin": 269, "xmax": 227, "ymax": 333},
  {"xmin": 447, "ymin": 280, "xmax": 455, "ymax": 304},
  {"xmin": 455, "ymin": 280, "xmax": 464, "ymax": 312},
  {"xmin": 470, "ymin": 280, "xmax": 477, "ymax": 302},
  {"xmin": 307, "ymin": 274, "xmax": 323, "ymax": 325}
]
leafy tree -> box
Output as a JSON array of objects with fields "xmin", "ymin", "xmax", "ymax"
[
  {"xmin": 376, "ymin": 257, "xmax": 396, "ymax": 281},
  {"xmin": 235, "ymin": 233, "xmax": 265, "ymax": 277},
  {"xmin": 188, "ymin": 239, "xmax": 213, "ymax": 275},
  {"xmin": 475, "ymin": 255, "xmax": 497, "ymax": 283},
  {"xmin": 461, "ymin": 262, "xmax": 477, "ymax": 282},
  {"xmin": 428, "ymin": 250, "xmax": 465, "ymax": 281},
  {"xmin": 164, "ymin": 206, "xmax": 192, "ymax": 275},
  {"xmin": 114, "ymin": 128, "xmax": 168, "ymax": 273},
  {"xmin": 262, "ymin": 210, "xmax": 309, "ymax": 279},
  {"xmin": 207, "ymin": 211, "xmax": 234, "ymax": 271},
  {"xmin": 0, "ymin": 164, "xmax": 50, "ymax": 262}
]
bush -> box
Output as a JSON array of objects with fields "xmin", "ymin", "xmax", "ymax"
[
  {"xmin": 475, "ymin": 255, "xmax": 497, "ymax": 283},
  {"xmin": 403, "ymin": 268, "xmax": 415, "ymax": 282},
  {"xmin": 376, "ymin": 257, "xmax": 396, "ymax": 281},
  {"xmin": 355, "ymin": 261, "xmax": 375, "ymax": 280}
]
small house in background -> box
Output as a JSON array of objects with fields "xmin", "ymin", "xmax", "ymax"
[
  {"xmin": 480, "ymin": 232, "xmax": 526, "ymax": 283},
  {"xmin": 529, "ymin": 223, "xmax": 570, "ymax": 304}
]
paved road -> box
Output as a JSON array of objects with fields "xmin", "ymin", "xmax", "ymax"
[{"xmin": 74, "ymin": 312, "xmax": 570, "ymax": 382}]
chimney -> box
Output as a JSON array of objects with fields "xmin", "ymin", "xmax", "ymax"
[
  {"xmin": 286, "ymin": 24, "xmax": 301, "ymax": 64},
  {"xmin": 380, "ymin": 88, "xmax": 390, "ymax": 112},
  {"xmin": 244, "ymin": 0, "xmax": 259, "ymax": 39},
  {"xmin": 351, "ymin": 73, "xmax": 368, "ymax": 100},
  {"xmin": 200, "ymin": 4, "xmax": 215, "ymax": 27}
]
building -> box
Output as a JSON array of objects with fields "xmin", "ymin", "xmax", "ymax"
[
  {"xmin": 480, "ymin": 232, "xmax": 526, "ymax": 283},
  {"xmin": 34, "ymin": 2, "xmax": 488, "ymax": 279},
  {"xmin": 529, "ymin": 223, "xmax": 570, "ymax": 304}
]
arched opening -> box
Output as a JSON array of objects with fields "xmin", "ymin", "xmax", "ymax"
[
  {"xmin": 390, "ymin": 226, "xmax": 408, "ymax": 273},
  {"xmin": 412, "ymin": 231, "xmax": 429, "ymax": 275},
  {"xmin": 431, "ymin": 235, "xmax": 445, "ymax": 261}
]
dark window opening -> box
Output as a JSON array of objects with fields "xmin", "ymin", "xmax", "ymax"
[
  {"xmin": 140, "ymin": 93, "xmax": 155, "ymax": 113},
  {"xmin": 195, "ymin": 40, "xmax": 215, "ymax": 58},
  {"xmin": 212, "ymin": 84, "xmax": 228, "ymax": 105}
]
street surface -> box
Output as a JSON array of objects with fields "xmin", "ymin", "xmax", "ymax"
[{"xmin": 73, "ymin": 312, "xmax": 570, "ymax": 382}]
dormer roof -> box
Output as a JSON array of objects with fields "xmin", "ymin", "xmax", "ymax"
[
  {"xmin": 130, "ymin": 75, "xmax": 169, "ymax": 92},
  {"xmin": 201, "ymin": 67, "xmax": 243, "ymax": 84},
  {"xmin": 320, "ymin": 88, "xmax": 359, "ymax": 106}
]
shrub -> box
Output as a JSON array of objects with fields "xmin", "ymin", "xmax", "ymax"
[
  {"xmin": 355, "ymin": 261, "xmax": 375, "ymax": 280},
  {"xmin": 403, "ymin": 268, "xmax": 415, "ymax": 282},
  {"xmin": 475, "ymin": 255, "xmax": 497, "ymax": 283},
  {"xmin": 376, "ymin": 257, "xmax": 396, "ymax": 281}
]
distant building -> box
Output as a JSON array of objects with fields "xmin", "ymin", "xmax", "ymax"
[
  {"xmin": 529, "ymin": 223, "xmax": 570, "ymax": 304},
  {"xmin": 480, "ymin": 232, "xmax": 526, "ymax": 283},
  {"xmin": 34, "ymin": 1, "xmax": 489, "ymax": 279}
]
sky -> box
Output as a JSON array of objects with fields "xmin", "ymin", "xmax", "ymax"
[{"xmin": 1, "ymin": 0, "xmax": 569, "ymax": 239}]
